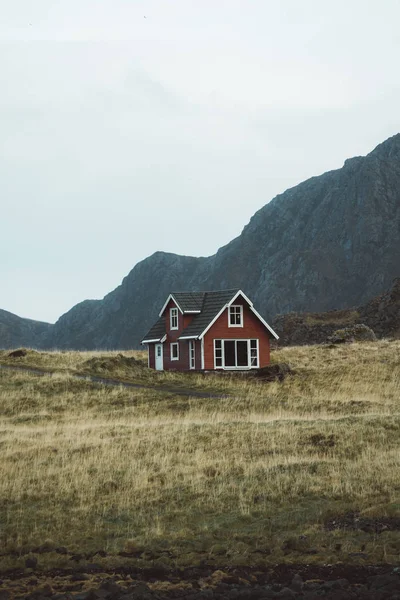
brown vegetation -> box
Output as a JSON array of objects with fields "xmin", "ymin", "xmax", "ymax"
[{"xmin": 0, "ymin": 341, "xmax": 399, "ymax": 576}]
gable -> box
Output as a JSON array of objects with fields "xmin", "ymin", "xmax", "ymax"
[
  {"xmin": 141, "ymin": 288, "xmax": 278, "ymax": 345},
  {"xmin": 205, "ymin": 301, "xmax": 270, "ymax": 339},
  {"xmin": 158, "ymin": 292, "xmax": 204, "ymax": 317},
  {"xmin": 179, "ymin": 290, "xmax": 279, "ymax": 340}
]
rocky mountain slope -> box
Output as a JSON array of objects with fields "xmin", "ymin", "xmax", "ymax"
[
  {"xmin": 272, "ymin": 278, "xmax": 400, "ymax": 345},
  {"xmin": 0, "ymin": 309, "xmax": 51, "ymax": 350},
  {"xmin": 2, "ymin": 134, "xmax": 400, "ymax": 350}
]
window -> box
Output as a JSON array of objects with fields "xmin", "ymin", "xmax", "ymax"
[
  {"xmin": 214, "ymin": 339, "xmax": 259, "ymax": 369},
  {"xmin": 189, "ymin": 340, "xmax": 195, "ymax": 369},
  {"xmin": 250, "ymin": 339, "xmax": 259, "ymax": 367},
  {"xmin": 214, "ymin": 339, "xmax": 223, "ymax": 368},
  {"xmin": 170, "ymin": 342, "xmax": 179, "ymax": 361},
  {"xmin": 229, "ymin": 305, "xmax": 243, "ymax": 327},
  {"xmin": 170, "ymin": 307, "xmax": 178, "ymax": 330},
  {"xmin": 156, "ymin": 345, "xmax": 162, "ymax": 357}
]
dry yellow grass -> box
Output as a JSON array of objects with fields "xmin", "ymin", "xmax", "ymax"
[{"xmin": 0, "ymin": 340, "xmax": 399, "ymax": 570}]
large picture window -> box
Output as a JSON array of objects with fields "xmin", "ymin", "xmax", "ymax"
[
  {"xmin": 214, "ymin": 339, "xmax": 259, "ymax": 369},
  {"xmin": 170, "ymin": 307, "xmax": 178, "ymax": 330},
  {"xmin": 229, "ymin": 305, "xmax": 243, "ymax": 327}
]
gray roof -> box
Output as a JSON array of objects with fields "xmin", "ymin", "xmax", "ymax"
[
  {"xmin": 141, "ymin": 288, "xmax": 278, "ymax": 344},
  {"xmin": 142, "ymin": 317, "xmax": 165, "ymax": 342},
  {"xmin": 141, "ymin": 289, "xmax": 239, "ymax": 343},
  {"xmin": 179, "ymin": 289, "xmax": 240, "ymax": 338},
  {"xmin": 170, "ymin": 292, "xmax": 205, "ymax": 312}
]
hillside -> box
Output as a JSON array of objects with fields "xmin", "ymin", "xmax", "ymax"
[
  {"xmin": 2, "ymin": 133, "xmax": 400, "ymax": 350},
  {"xmin": 273, "ymin": 277, "xmax": 400, "ymax": 345},
  {"xmin": 47, "ymin": 134, "xmax": 400, "ymax": 349},
  {"xmin": 0, "ymin": 309, "xmax": 51, "ymax": 350}
]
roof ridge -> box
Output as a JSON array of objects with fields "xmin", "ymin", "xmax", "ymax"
[{"xmin": 171, "ymin": 288, "xmax": 240, "ymax": 294}]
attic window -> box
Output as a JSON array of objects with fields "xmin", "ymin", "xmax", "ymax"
[
  {"xmin": 170, "ymin": 307, "xmax": 178, "ymax": 330},
  {"xmin": 229, "ymin": 305, "xmax": 243, "ymax": 327}
]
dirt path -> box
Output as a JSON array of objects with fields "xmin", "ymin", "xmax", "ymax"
[{"xmin": 0, "ymin": 363, "xmax": 228, "ymax": 399}]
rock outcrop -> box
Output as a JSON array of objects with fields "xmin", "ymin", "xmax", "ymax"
[{"xmin": 272, "ymin": 278, "xmax": 400, "ymax": 345}]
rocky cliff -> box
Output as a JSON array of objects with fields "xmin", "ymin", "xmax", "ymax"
[{"xmin": 2, "ymin": 134, "xmax": 400, "ymax": 350}]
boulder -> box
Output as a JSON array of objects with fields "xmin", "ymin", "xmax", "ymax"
[
  {"xmin": 328, "ymin": 324, "xmax": 376, "ymax": 344},
  {"xmin": 8, "ymin": 348, "xmax": 28, "ymax": 357}
]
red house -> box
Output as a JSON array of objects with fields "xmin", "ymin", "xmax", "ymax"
[{"xmin": 141, "ymin": 289, "xmax": 279, "ymax": 371}]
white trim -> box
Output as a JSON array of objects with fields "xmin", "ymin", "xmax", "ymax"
[
  {"xmin": 183, "ymin": 310, "xmax": 201, "ymax": 314},
  {"xmin": 178, "ymin": 335, "xmax": 198, "ymax": 340},
  {"xmin": 228, "ymin": 304, "xmax": 244, "ymax": 328},
  {"xmin": 201, "ymin": 338, "xmax": 205, "ymax": 370},
  {"xmin": 159, "ymin": 294, "xmax": 184, "ymax": 317},
  {"xmin": 250, "ymin": 338, "xmax": 259, "ymax": 367},
  {"xmin": 170, "ymin": 342, "xmax": 179, "ymax": 361},
  {"xmin": 198, "ymin": 289, "xmax": 278, "ymax": 340},
  {"xmin": 227, "ymin": 289, "xmax": 253, "ymax": 307},
  {"xmin": 249, "ymin": 306, "xmax": 279, "ymax": 339},
  {"xmin": 170, "ymin": 307, "xmax": 178, "ymax": 330},
  {"xmin": 213, "ymin": 339, "xmax": 223, "ymax": 369},
  {"xmin": 189, "ymin": 340, "xmax": 195, "ymax": 369},
  {"xmin": 141, "ymin": 333, "xmax": 167, "ymax": 345}
]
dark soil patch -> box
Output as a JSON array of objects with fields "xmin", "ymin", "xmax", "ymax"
[
  {"xmin": 325, "ymin": 511, "xmax": 400, "ymax": 533},
  {"xmin": 306, "ymin": 433, "xmax": 336, "ymax": 450},
  {"xmin": 254, "ymin": 362, "xmax": 294, "ymax": 382},
  {"xmin": 1, "ymin": 563, "xmax": 400, "ymax": 599}
]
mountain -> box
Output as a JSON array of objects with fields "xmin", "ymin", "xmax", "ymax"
[
  {"xmin": 0, "ymin": 309, "xmax": 51, "ymax": 350},
  {"xmin": 2, "ymin": 133, "xmax": 400, "ymax": 350},
  {"xmin": 272, "ymin": 277, "xmax": 400, "ymax": 345}
]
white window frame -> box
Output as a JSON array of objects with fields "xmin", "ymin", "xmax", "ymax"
[
  {"xmin": 170, "ymin": 307, "xmax": 178, "ymax": 330},
  {"xmin": 189, "ymin": 340, "xmax": 195, "ymax": 369},
  {"xmin": 213, "ymin": 339, "xmax": 259, "ymax": 369},
  {"xmin": 228, "ymin": 305, "xmax": 243, "ymax": 327},
  {"xmin": 250, "ymin": 339, "xmax": 259, "ymax": 367},
  {"xmin": 214, "ymin": 339, "xmax": 223, "ymax": 369},
  {"xmin": 170, "ymin": 342, "xmax": 179, "ymax": 361}
]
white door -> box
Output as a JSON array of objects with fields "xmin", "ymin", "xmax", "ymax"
[{"xmin": 155, "ymin": 344, "xmax": 163, "ymax": 370}]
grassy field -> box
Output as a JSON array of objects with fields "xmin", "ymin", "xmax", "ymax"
[
  {"xmin": 0, "ymin": 347, "xmax": 241, "ymax": 393},
  {"xmin": 0, "ymin": 341, "xmax": 399, "ymax": 573}
]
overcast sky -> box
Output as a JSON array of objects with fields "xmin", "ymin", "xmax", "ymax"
[{"xmin": 1, "ymin": 0, "xmax": 399, "ymax": 323}]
